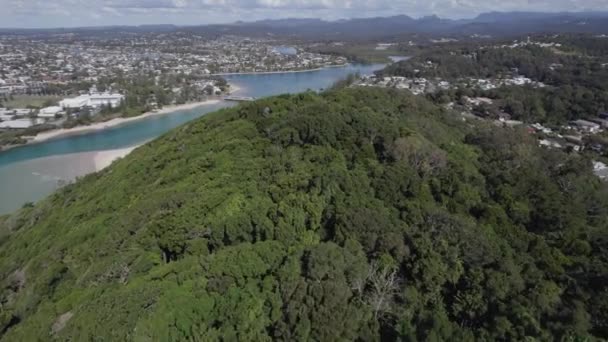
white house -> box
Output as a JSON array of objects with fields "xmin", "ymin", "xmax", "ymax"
[
  {"xmin": 539, "ymin": 139, "xmax": 562, "ymax": 149},
  {"xmin": 11, "ymin": 109, "xmax": 32, "ymax": 117},
  {"xmin": 571, "ymin": 119, "xmax": 601, "ymax": 134},
  {"xmin": 0, "ymin": 118, "xmax": 44, "ymax": 129},
  {"xmin": 38, "ymin": 106, "xmax": 64, "ymax": 118},
  {"xmin": 531, "ymin": 123, "xmax": 552, "ymax": 134},
  {"xmin": 60, "ymin": 92, "xmax": 124, "ymax": 110},
  {"xmin": 88, "ymin": 93, "xmax": 124, "ymax": 108},
  {"xmin": 593, "ymin": 161, "xmax": 608, "ymax": 180},
  {"xmin": 60, "ymin": 95, "xmax": 90, "ymax": 109}
]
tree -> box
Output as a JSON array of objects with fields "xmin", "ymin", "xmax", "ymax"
[{"xmin": 366, "ymin": 261, "xmax": 399, "ymax": 319}]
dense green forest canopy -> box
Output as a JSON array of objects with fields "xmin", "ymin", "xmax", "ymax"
[
  {"xmin": 381, "ymin": 35, "xmax": 608, "ymax": 124},
  {"xmin": 0, "ymin": 87, "xmax": 607, "ymax": 340}
]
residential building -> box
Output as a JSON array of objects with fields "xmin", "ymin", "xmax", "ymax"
[
  {"xmin": 571, "ymin": 119, "xmax": 601, "ymax": 133},
  {"xmin": 589, "ymin": 118, "xmax": 608, "ymax": 128},
  {"xmin": 60, "ymin": 96, "xmax": 89, "ymax": 109},
  {"xmin": 38, "ymin": 106, "xmax": 64, "ymax": 118},
  {"xmin": 593, "ymin": 161, "xmax": 608, "ymax": 180},
  {"xmin": 60, "ymin": 93, "xmax": 124, "ymax": 110},
  {"xmin": 0, "ymin": 118, "xmax": 44, "ymax": 129}
]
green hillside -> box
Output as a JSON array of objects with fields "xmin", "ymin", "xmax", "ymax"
[{"xmin": 0, "ymin": 88, "xmax": 607, "ymax": 341}]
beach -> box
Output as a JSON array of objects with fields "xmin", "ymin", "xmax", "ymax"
[
  {"xmin": 29, "ymin": 99, "xmax": 221, "ymax": 145},
  {"xmin": 228, "ymin": 83, "xmax": 242, "ymax": 95},
  {"xmin": 93, "ymin": 146, "xmax": 139, "ymax": 171},
  {"xmin": 0, "ymin": 145, "xmax": 138, "ymax": 213},
  {"xmin": 0, "ymin": 97, "xmax": 223, "ymax": 213}
]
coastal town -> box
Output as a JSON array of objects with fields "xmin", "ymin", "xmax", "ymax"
[
  {"xmin": 356, "ymin": 73, "xmax": 545, "ymax": 95},
  {"xmin": 357, "ymin": 72, "xmax": 607, "ymax": 162},
  {"xmin": 0, "ymin": 33, "xmax": 347, "ymax": 149},
  {"xmin": 353, "ymin": 37, "xmax": 608, "ymax": 181}
]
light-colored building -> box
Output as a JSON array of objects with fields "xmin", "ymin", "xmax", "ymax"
[
  {"xmin": 539, "ymin": 139, "xmax": 562, "ymax": 149},
  {"xmin": 531, "ymin": 123, "xmax": 552, "ymax": 134},
  {"xmin": 589, "ymin": 118, "xmax": 608, "ymax": 128},
  {"xmin": 571, "ymin": 119, "xmax": 601, "ymax": 133},
  {"xmin": 594, "ymin": 161, "xmax": 608, "ymax": 180},
  {"xmin": 10, "ymin": 109, "xmax": 32, "ymax": 117},
  {"xmin": 60, "ymin": 96, "xmax": 89, "ymax": 109},
  {"xmin": 60, "ymin": 92, "xmax": 124, "ymax": 110},
  {"xmin": 88, "ymin": 93, "xmax": 125, "ymax": 108},
  {"xmin": 39, "ymin": 106, "xmax": 64, "ymax": 118},
  {"xmin": 0, "ymin": 118, "xmax": 44, "ymax": 129}
]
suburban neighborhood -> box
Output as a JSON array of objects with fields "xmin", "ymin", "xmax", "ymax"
[{"xmin": 0, "ymin": 33, "xmax": 346, "ymax": 146}]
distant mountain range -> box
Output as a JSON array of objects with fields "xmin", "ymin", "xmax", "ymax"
[
  {"xmin": 227, "ymin": 12, "xmax": 608, "ymax": 39},
  {"xmin": 2, "ymin": 11, "xmax": 608, "ymax": 39}
]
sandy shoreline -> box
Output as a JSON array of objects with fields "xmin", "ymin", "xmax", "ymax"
[
  {"xmin": 0, "ymin": 69, "xmax": 338, "ymax": 153},
  {"xmin": 0, "ymin": 144, "xmax": 142, "ymax": 214},
  {"xmin": 229, "ymin": 83, "xmax": 242, "ymax": 95},
  {"xmin": 94, "ymin": 146, "xmax": 139, "ymax": 171},
  {"xmin": 28, "ymin": 99, "xmax": 220, "ymax": 145}
]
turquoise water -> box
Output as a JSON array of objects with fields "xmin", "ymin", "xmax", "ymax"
[
  {"xmin": 0, "ymin": 63, "xmax": 385, "ymax": 213},
  {"xmin": 224, "ymin": 63, "xmax": 384, "ymax": 98},
  {"xmin": 0, "ymin": 63, "xmax": 383, "ymax": 168},
  {"xmin": 0, "ymin": 102, "xmax": 231, "ymax": 167}
]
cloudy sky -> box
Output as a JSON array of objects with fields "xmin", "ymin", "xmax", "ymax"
[{"xmin": 1, "ymin": 0, "xmax": 607, "ymax": 28}]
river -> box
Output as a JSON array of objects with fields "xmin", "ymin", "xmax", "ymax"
[{"xmin": 0, "ymin": 63, "xmax": 386, "ymax": 214}]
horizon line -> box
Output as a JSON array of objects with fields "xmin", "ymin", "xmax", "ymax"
[{"xmin": 1, "ymin": 10, "xmax": 607, "ymax": 31}]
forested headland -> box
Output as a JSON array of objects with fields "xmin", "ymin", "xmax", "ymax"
[{"xmin": 0, "ymin": 87, "xmax": 607, "ymax": 340}]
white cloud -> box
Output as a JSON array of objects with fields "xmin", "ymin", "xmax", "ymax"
[{"xmin": 1, "ymin": 0, "xmax": 607, "ymax": 27}]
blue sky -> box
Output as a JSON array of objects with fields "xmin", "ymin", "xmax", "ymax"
[{"xmin": 2, "ymin": 0, "xmax": 608, "ymax": 28}]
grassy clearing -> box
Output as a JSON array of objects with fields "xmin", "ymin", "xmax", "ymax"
[
  {"xmin": 310, "ymin": 43, "xmax": 406, "ymax": 63},
  {"xmin": 3, "ymin": 95, "xmax": 61, "ymax": 109}
]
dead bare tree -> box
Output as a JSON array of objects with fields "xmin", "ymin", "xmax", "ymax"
[{"xmin": 366, "ymin": 261, "xmax": 399, "ymax": 319}]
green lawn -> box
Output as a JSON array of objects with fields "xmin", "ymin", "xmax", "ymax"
[
  {"xmin": 3, "ymin": 95, "xmax": 61, "ymax": 109},
  {"xmin": 310, "ymin": 43, "xmax": 406, "ymax": 63}
]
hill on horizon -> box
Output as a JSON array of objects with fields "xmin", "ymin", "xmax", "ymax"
[{"xmin": 2, "ymin": 11, "xmax": 608, "ymax": 39}]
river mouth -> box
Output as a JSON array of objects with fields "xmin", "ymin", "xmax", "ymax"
[{"xmin": 0, "ymin": 63, "xmax": 387, "ymax": 214}]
